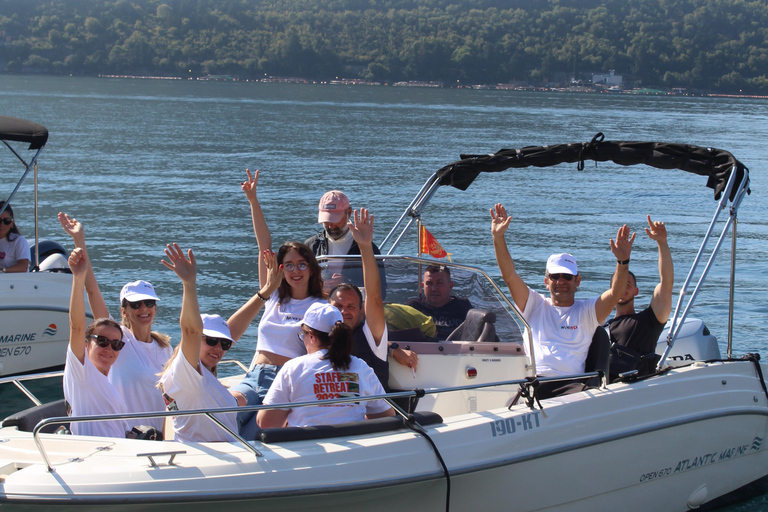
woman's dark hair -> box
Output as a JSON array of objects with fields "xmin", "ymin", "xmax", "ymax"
[
  {"xmin": 311, "ymin": 321, "xmax": 354, "ymax": 371},
  {"xmin": 276, "ymin": 241, "xmax": 324, "ymax": 303},
  {"xmin": 85, "ymin": 318, "xmax": 123, "ymax": 339},
  {"xmin": 0, "ymin": 201, "xmax": 21, "ymax": 240}
]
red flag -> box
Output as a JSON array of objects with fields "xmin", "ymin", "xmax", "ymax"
[{"xmin": 420, "ymin": 225, "xmax": 451, "ymax": 261}]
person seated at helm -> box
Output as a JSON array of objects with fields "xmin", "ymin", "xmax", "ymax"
[
  {"xmin": 0, "ymin": 202, "xmax": 30, "ymax": 273},
  {"xmin": 64, "ymin": 247, "xmax": 130, "ymax": 438},
  {"xmin": 407, "ymin": 265, "xmax": 473, "ymax": 340},
  {"xmin": 257, "ymin": 302, "xmax": 394, "ymax": 428},
  {"xmin": 305, "ymin": 190, "xmax": 386, "ymax": 298}
]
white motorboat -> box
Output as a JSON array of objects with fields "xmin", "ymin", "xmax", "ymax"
[
  {"xmin": 0, "ymin": 115, "xmax": 88, "ymax": 377},
  {"xmin": 0, "ymin": 135, "xmax": 762, "ymax": 511}
]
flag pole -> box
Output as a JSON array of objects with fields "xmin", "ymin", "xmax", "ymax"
[{"xmin": 416, "ymin": 218, "xmax": 423, "ymax": 299}]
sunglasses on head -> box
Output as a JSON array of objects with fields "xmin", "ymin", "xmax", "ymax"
[
  {"xmin": 548, "ymin": 273, "xmax": 575, "ymax": 282},
  {"xmin": 87, "ymin": 334, "xmax": 125, "ymax": 351},
  {"xmin": 283, "ymin": 261, "xmax": 308, "ymax": 272},
  {"xmin": 0, "ymin": 218, "xmax": 13, "ymax": 226},
  {"xmin": 204, "ymin": 335, "xmax": 233, "ymax": 351},
  {"xmin": 126, "ymin": 299, "xmax": 157, "ymax": 309}
]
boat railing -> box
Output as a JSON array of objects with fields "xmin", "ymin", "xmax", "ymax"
[
  {"xmin": 28, "ymin": 372, "xmax": 600, "ymax": 472},
  {"xmin": 658, "ymin": 164, "xmax": 750, "ymax": 368},
  {"xmin": 0, "ymin": 370, "xmax": 64, "ymax": 407}
]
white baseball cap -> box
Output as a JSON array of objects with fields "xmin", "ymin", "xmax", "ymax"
[
  {"xmin": 120, "ymin": 280, "xmax": 160, "ymax": 303},
  {"xmin": 302, "ymin": 302, "xmax": 343, "ymax": 334},
  {"xmin": 546, "ymin": 253, "xmax": 578, "ymax": 275},
  {"xmin": 201, "ymin": 314, "xmax": 235, "ymax": 343}
]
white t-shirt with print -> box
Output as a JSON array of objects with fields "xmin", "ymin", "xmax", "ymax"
[
  {"xmin": 252, "ymin": 291, "xmax": 325, "ymax": 365},
  {"xmin": 63, "ymin": 346, "xmax": 130, "ymax": 438},
  {"xmin": 0, "ymin": 235, "xmax": 29, "ymax": 269},
  {"xmin": 263, "ymin": 349, "xmax": 390, "ymax": 427},
  {"xmin": 158, "ymin": 352, "xmax": 238, "ymax": 443},
  {"xmin": 521, "ymin": 288, "xmax": 599, "ymax": 377},
  {"xmin": 108, "ymin": 327, "xmax": 173, "ymax": 431}
]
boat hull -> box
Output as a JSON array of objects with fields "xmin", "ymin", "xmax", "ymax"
[{"xmin": 0, "ymin": 361, "xmax": 766, "ymax": 511}]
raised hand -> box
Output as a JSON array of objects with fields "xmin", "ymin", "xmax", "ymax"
[
  {"xmin": 241, "ymin": 168, "xmax": 259, "ymax": 203},
  {"xmin": 645, "ymin": 215, "xmax": 668, "ymax": 242},
  {"xmin": 610, "ymin": 224, "xmax": 636, "ymax": 261},
  {"xmin": 490, "ymin": 203, "xmax": 513, "ymax": 238},
  {"xmin": 68, "ymin": 247, "xmax": 88, "ymax": 277},
  {"xmin": 161, "ymin": 243, "xmax": 197, "ymax": 283},
  {"xmin": 261, "ymin": 250, "xmax": 281, "ymax": 296},
  {"xmin": 348, "ymin": 208, "xmax": 373, "ymax": 246},
  {"xmin": 58, "ymin": 212, "xmax": 85, "ymax": 245}
]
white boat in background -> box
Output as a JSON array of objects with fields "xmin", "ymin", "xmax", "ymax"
[
  {"xmin": 0, "ymin": 115, "xmax": 89, "ymax": 377},
  {"xmin": 0, "ymin": 134, "xmax": 762, "ymax": 511}
]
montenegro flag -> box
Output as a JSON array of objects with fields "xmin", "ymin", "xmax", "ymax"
[{"xmin": 419, "ymin": 225, "xmax": 451, "ymax": 261}]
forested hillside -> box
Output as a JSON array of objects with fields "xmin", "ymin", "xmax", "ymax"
[{"xmin": 1, "ymin": 0, "xmax": 767, "ymax": 93}]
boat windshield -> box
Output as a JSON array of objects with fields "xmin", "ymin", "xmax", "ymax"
[{"xmin": 318, "ymin": 255, "xmax": 525, "ymax": 344}]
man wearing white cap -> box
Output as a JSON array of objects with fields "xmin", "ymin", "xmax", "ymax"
[
  {"xmin": 306, "ymin": 190, "xmax": 386, "ymax": 296},
  {"xmin": 490, "ymin": 203, "xmax": 635, "ymax": 388}
]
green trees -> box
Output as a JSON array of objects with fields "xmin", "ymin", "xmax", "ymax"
[{"xmin": 0, "ymin": 0, "xmax": 766, "ymax": 93}]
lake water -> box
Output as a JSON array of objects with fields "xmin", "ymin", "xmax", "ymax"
[{"xmin": 1, "ymin": 75, "xmax": 767, "ymax": 510}]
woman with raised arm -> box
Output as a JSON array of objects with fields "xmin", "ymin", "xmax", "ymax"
[
  {"xmin": 63, "ymin": 247, "xmax": 130, "ymax": 438},
  {"xmin": 229, "ymin": 169, "xmax": 327, "ymax": 435},
  {"xmin": 0, "ymin": 202, "xmax": 30, "ymax": 273},
  {"xmin": 59, "ymin": 213, "xmax": 172, "ymax": 432},
  {"xmin": 257, "ymin": 302, "xmax": 394, "ymax": 428},
  {"xmin": 157, "ymin": 244, "xmax": 281, "ymax": 442}
]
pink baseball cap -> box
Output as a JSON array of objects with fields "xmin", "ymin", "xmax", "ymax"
[{"xmin": 317, "ymin": 190, "xmax": 350, "ymax": 223}]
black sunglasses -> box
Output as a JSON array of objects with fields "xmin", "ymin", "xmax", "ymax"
[
  {"xmin": 0, "ymin": 218, "xmax": 12, "ymax": 226},
  {"xmin": 205, "ymin": 335, "xmax": 233, "ymax": 351},
  {"xmin": 548, "ymin": 273, "xmax": 575, "ymax": 282},
  {"xmin": 126, "ymin": 299, "xmax": 157, "ymax": 309},
  {"xmin": 87, "ymin": 334, "xmax": 125, "ymax": 351}
]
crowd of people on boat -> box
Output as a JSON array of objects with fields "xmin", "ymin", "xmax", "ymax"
[{"xmin": 2, "ymin": 170, "xmax": 673, "ymax": 443}]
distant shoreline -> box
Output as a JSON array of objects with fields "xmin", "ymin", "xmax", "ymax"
[{"xmin": 95, "ymin": 74, "xmax": 768, "ymax": 100}]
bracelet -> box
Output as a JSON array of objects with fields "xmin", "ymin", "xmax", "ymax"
[
  {"xmin": 256, "ymin": 291, "xmax": 269, "ymax": 301},
  {"xmin": 617, "ymin": 258, "xmax": 630, "ymax": 265}
]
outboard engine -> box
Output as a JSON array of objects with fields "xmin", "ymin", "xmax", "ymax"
[
  {"xmin": 29, "ymin": 239, "xmax": 70, "ymax": 272},
  {"xmin": 657, "ymin": 318, "xmax": 721, "ymax": 365}
]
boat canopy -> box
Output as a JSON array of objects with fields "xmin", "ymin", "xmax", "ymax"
[
  {"xmin": 0, "ymin": 115, "xmax": 49, "ymax": 150},
  {"xmin": 435, "ymin": 133, "xmax": 749, "ymax": 201}
]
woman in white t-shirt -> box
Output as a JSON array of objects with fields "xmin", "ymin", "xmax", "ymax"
[
  {"xmin": 59, "ymin": 213, "xmax": 173, "ymax": 431},
  {"xmin": 63, "ymin": 248, "xmax": 130, "ymax": 438},
  {"xmin": 258, "ymin": 302, "xmax": 394, "ymax": 428},
  {"xmin": 229, "ymin": 170, "xmax": 326, "ymax": 436},
  {"xmin": 157, "ymin": 243, "xmax": 280, "ymax": 443},
  {"xmin": 0, "ymin": 202, "xmax": 30, "ymax": 273}
]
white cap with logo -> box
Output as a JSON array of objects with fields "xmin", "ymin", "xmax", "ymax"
[
  {"xmin": 201, "ymin": 314, "xmax": 235, "ymax": 343},
  {"xmin": 546, "ymin": 253, "xmax": 578, "ymax": 275},
  {"xmin": 120, "ymin": 280, "xmax": 160, "ymax": 303}
]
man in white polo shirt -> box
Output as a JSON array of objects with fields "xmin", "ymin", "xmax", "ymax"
[{"xmin": 489, "ymin": 203, "xmax": 635, "ymax": 396}]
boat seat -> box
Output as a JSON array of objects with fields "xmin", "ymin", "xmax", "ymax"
[
  {"xmin": 2, "ymin": 399, "xmax": 69, "ymax": 433},
  {"xmin": 583, "ymin": 327, "xmax": 611, "ymax": 388},
  {"xmin": 445, "ymin": 308, "xmax": 500, "ymax": 342},
  {"xmin": 257, "ymin": 411, "xmax": 443, "ymax": 444}
]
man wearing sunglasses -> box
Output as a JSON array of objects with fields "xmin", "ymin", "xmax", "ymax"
[
  {"xmin": 306, "ymin": 190, "xmax": 387, "ymax": 298},
  {"xmin": 606, "ymin": 216, "xmax": 673, "ymax": 378},
  {"xmin": 490, "ymin": 203, "xmax": 634, "ymax": 391}
]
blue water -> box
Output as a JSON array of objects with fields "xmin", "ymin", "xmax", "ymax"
[{"xmin": 1, "ymin": 75, "xmax": 767, "ymax": 509}]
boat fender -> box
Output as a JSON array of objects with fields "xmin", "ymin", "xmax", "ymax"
[{"xmin": 687, "ymin": 484, "xmax": 708, "ymax": 508}]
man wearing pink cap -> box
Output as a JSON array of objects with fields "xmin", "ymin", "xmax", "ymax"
[
  {"xmin": 490, "ymin": 203, "xmax": 635, "ymax": 397},
  {"xmin": 306, "ymin": 190, "xmax": 386, "ymax": 296}
]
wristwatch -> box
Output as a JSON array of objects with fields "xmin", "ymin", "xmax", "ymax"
[{"xmin": 388, "ymin": 342, "xmax": 400, "ymax": 356}]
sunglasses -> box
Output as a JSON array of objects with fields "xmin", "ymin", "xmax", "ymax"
[
  {"xmin": 283, "ymin": 261, "xmax": 309, "ymax": 272},
  {"xmin": 204, "ymin": 335, "xmax": 233, "ymax": 351},
  {"xmin": 297, "ymin": 329, "xmax": 311, "ymax": 343},
  {"xmin": 126, "ymin": 299, "xmax": 157, "ymax": 309},
  {"xmin": 548, "ymin": 273, "xmax": 575, "ymax": 282},
  {"xmin": 87, "ymin": 334, "xmax": 125, "ymax": 351},
  {"xmin": 0, "ymin": 218, "xmax": 12, "ymax": 226}
]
